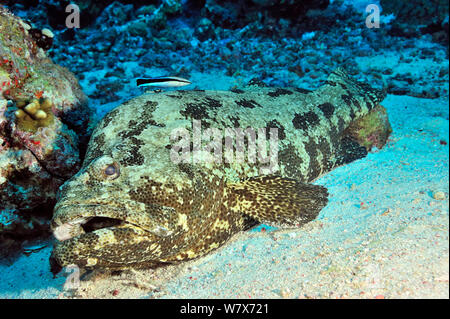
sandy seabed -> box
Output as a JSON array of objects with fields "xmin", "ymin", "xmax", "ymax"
[{"xmin": 0, "ymin": 92, "xmax": 448, "ymax": 299}]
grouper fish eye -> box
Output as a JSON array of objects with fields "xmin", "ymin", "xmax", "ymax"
[
  {"xmin": 50, "ymin": 68, "xmax": 391, "ymax": 273},
  {"xmin": 104, "ymin": 163, "xmax": 120, "ymax": 178}
]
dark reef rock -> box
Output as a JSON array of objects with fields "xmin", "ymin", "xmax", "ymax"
[
  {"xmin": 3, "ymin": 0, "xmax": 161, "ymax": 28},
  {"xmin": 381, "ymin": 0, "xmax": 449, "ymax": 44},
  {"xmin": 381, "ymin": 0, "xmax": 448, "ymax": 26},
  {"xmin": 202, "ymin": 0, "xmax": 330, "ymax": 29}
]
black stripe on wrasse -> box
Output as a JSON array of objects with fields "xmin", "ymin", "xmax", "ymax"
[{"xmin": 136, "ymin": 77, "xmax": 192, "ymax": 88}]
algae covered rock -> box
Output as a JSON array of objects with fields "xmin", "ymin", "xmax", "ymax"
[
  {"xmin": 344, "ymin": 104, "xmax": 392, "ymax": 151},
  {"xmin": 0, "ymin": 6, "xmax": 92, "ymax": 244}
]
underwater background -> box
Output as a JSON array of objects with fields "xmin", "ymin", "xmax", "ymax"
[{"xmin": 0, "ymin": 0, "xmax": 448, "ymax": 298}]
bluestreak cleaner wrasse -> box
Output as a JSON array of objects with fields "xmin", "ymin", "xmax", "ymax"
[{"xmin": 136, "ymin": 76, "xmax": 192, "ymax": 88}]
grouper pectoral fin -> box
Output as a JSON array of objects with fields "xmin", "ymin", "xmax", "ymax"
[{"xmin": 226, "ymin": 175, "xmax": 328, "ymax": 228}]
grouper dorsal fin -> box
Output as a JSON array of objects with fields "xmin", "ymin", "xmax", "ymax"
[
  {"xmin": 226, "ymin": 176, "xmax": 328, "ymax": 228},
  {"xmin": 327, "ymin": 67, "xmax": 387, "ymax": 106}
]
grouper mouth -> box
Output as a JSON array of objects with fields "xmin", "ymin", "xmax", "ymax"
[
  {"xmin": 51, "ymin": 204, "xmax": 148, "ymax": 242},
  {"xmin": 50, "ymin": 203, "xmax": 162, "ymax": 273},
  {"xmin": 81, "ymin": 216, "xmax": 124, "ymax": 233}
]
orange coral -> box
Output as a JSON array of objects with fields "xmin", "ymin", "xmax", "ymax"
[{"xmin": 35, "ymin": 90, "xmax": 44, "ymax": 99}]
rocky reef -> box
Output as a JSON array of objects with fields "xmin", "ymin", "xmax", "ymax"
[
  {"xmin": 0, "ymin": 6, "xmax": 92, "ymax": 255},
  {"xmin": 381, "ymin": 0, "xmax": 449, "ymax": 44}
]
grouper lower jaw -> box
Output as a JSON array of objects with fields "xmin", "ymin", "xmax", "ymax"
[{"xmin": 50, "ymin": 225, "xmax": 161, "ymax": 274}]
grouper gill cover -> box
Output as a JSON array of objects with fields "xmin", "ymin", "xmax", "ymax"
[{"xmin": 50, "ymin": 68, "xmax": 391, "ymax": 270}]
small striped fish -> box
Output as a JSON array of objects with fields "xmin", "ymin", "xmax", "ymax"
[{"xmin": 136, "ymin": 76, "xmax": 191, "ymax": 88}]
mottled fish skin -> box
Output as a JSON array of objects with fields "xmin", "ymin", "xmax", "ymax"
[{"xmin": 50, "ymin": 68, "xmax": 388, "ymax": 270}]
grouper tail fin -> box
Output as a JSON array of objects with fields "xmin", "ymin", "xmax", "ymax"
[{"xmin": 226, "ymin": 175, "xmax": 328, "ymax": 228}]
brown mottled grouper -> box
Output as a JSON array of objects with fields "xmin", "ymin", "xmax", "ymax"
[{"xmin": 50, "ymin": 68, "xmax": 392, "ymax": 272}]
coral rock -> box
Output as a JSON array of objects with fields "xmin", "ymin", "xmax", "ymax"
[{"xmin": 0, "ymin": 6, "xmax": 92, "ymax": 244}]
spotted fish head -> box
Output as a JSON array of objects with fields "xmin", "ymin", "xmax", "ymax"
[
  {"xmin": 50, "ymin": 97, "xmax": 226, "ymax": 271},
  {"xmin": 50, "ymin": 147, "xmax": 174, "ymax": 269},
  {"xmin": 52, "ymin": 143, "xmax": 166, "ymax": 239}
]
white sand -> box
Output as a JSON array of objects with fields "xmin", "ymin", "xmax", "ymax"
[{"xmin": 0, "ymin": 93, "xmax": 448, "ymax": 299}]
